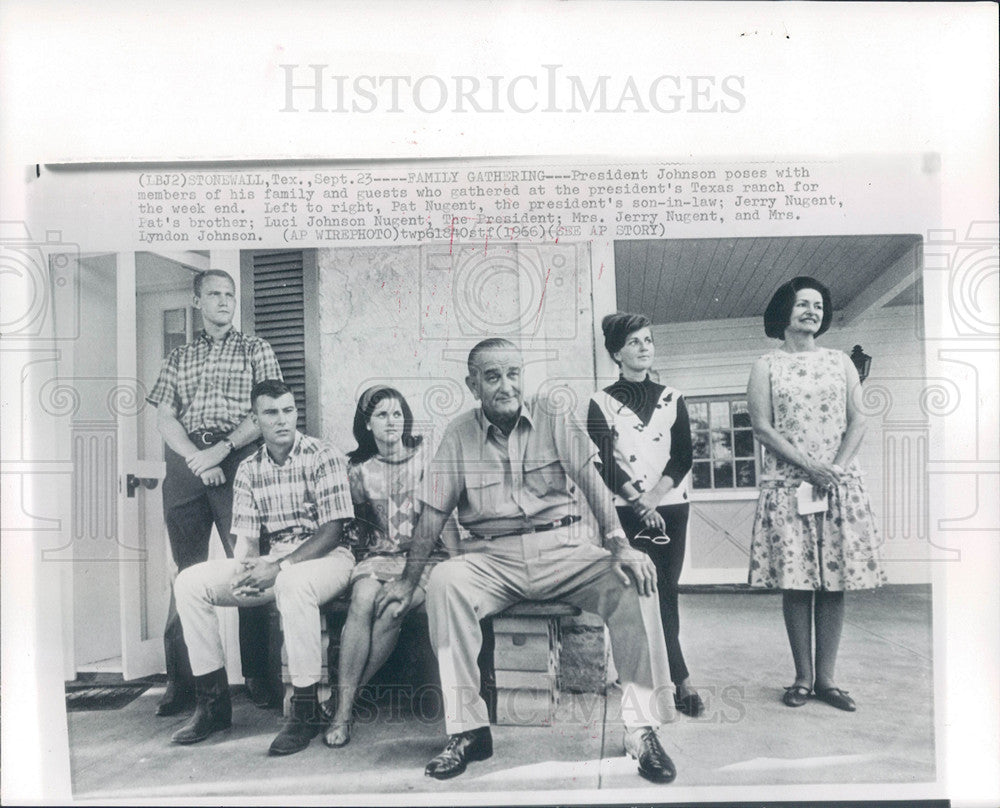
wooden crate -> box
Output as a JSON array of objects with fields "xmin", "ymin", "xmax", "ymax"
[
  {"xmin": 491, "ymin": 602, "xmax": 579, "ymax": 726},
  {"xmin": 270, "ymin": 598, "xmax": 580, "ymax": 723}
]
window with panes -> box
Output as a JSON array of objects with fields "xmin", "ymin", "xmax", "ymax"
[{"xmin": 688, "ymin": 396, "xmax": 760, "ymax": 490}]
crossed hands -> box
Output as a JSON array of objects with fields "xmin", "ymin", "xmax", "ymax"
[
  {"xmin": 188, "ymin": 444, "xmax": 229, "ymax": 478},
  {"xmin": 803, "ymin": 458, "xmax": 845, "ymax": 490},
  {"xmin": 230, "ymin": 557, "xmax": 279, "ymax": 598},
  {"xmin": 632, "ymin": 492, "xmax": 667, "ymax": 533}
]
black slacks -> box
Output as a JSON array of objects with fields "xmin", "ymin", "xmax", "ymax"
[
  {"xmin": 161, "ymin": 443, "xmax": 269, "ymax": 684},
  {"xmin": 616, "ymin": 502, "xmax": 691, "ymax": 685}
]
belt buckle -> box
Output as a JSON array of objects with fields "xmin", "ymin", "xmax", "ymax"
[{"xmin": 198, "ymin": 429, "xmax": 213, "ymax": 447}]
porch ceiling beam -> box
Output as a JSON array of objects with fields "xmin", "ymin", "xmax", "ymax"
[{"xmin": 834, "ymin": 243, "xmax": 921, "ymax": 327}]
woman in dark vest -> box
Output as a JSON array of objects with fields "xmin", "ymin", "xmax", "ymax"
[{"xmin": 587, "ymin": 312, "xmax": 703, "ymax": 717}]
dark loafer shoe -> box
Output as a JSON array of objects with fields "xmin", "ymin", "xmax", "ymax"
[
  {"xmin": 814, "ymin": 687, "xmax": 856, "ymax": 712},
  {"xmin": 674, "ymin": 691, "xmax": 705, "ymax": 717},
  {"xmin": 782, "ymin": 685, "xmax": 812, "ymax": 707},
  {"xmin": 624, "ymin": 727, "xmax": 677, "ymax": 784},
  {"xmin": 424, "ymin": 727, "xmax": 493, "ymax": 780}
]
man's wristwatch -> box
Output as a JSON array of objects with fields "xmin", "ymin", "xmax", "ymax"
[{"xmin": 222, "ymin": 438, "xmax": 236, "ymax": 454}]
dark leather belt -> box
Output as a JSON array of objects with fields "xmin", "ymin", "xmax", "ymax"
[
  {"xmin": 188, "ymin": 429, "xmax": 231, "ymax": 448},
  {"xmin": 258, "ymin": 527, "xmax": 311, "ymax": 555},
  {"xmin": 261, "ymin": 527, "xmax": 309, "ymax": 544},
  {"xmin": 470, "ymin": 514, "xmax": 581, "ymax": 541}
]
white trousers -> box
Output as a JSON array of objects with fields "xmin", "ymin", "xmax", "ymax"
[
  {"xmin": 174, "ymin": 547, "xmax": 355, "ymax": 687},
  {"xmin": 427, "ymin": 527, "xmax": 674, "ymax": 734}
]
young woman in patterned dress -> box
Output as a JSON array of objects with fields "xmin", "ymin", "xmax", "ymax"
[
  {"xmin": 325, "ymin": 385, "xmax": 455, "ymax": 747},
  {"xmin": 747, "ymin": 277, "xmax": 885, "ymax": 711}
]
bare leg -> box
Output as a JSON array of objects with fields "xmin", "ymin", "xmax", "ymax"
[
  {"xmin": 329, "ymin": 578, "xmax": 381, "ymax": 740},
  {"xmin": 357, "ymin": 585, "xmax": 426, "ymax": 687},
  {"xmin": 813, "ymin": 590, "xmax": 845, "ymax": 691},
  {"xmin": 782, "ymin": 590, "xmax": 815, "ymax": 689}
]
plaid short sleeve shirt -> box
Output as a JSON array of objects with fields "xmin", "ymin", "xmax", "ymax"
[
  {"xmin": 231, "ymin": 432, "xmax": 354, "ymax": 554},
  {"xmin": 146, "ymin": 328, "xmax": 282, "ymax": 432}
]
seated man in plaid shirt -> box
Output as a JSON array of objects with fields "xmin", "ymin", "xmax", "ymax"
[{"xmin": 171, "ymin": 379, "xmax": 356, "ymax": 756}]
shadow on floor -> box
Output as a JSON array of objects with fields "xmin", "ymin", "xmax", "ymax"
[{"xmin": 65, "ymin": 585, "xmax": 936, "ymax": 799}]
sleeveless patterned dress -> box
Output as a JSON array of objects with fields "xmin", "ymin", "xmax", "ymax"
[
  {"xmin": 346, "ymin": 444, "xmax": 446, "ymax": 586},
  {"xmin": 748, "ymin": 348, "xmax": 886, "ymax": 591}
]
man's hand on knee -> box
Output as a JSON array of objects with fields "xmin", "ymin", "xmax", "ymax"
[
  {"xmin": 374, "ymin": 577, "xmax": 416, "ymax": 620},
  {"xmin": 612, "ymin": 547, "xmax": 657, "ymax": 597}
]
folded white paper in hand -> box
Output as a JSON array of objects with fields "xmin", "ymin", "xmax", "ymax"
[{"xmin": 796, "ymin": 481, "xmax": 829, "ymax": 515}]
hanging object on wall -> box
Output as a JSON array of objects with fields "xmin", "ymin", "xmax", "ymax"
[{"xmin": 850, "ymin": 344, "xmax": 872, "ymax": 384}]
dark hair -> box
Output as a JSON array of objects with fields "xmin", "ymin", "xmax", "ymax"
[
  {"xmin": 763, "ymin": 276, "xmax": 833, "ymax": 339},
  {"xmin": 601, "ymin": 312, "xmax": 651, "ymax": 364},
  {"xmin": 193, "ymin": 269, "xmax": 236, "ymax": 297},
  {"xmin": 251, "ymin": 379, "xmax": 293, "ymax": 409},
  {"xmin": 347, "ymin": 385, "xmax": 423, "ymax": 464},
  {"xmin": 467, "ymin": 338, "xmax": 519, "ymax": 374}
]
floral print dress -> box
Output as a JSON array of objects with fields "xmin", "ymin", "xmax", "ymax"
[{"xmin": 748, "ymin": 347, "xmax": 886, "ymax": 591}]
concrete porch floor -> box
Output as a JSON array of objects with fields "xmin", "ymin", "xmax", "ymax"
[{"xmin": 66, "ymin": 585, "xmax": 935, "ymax": 800}]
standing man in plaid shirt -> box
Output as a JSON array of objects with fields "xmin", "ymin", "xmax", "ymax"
[
  {"xmin": 147, "ymin": 269, "xmax": 283, "ymax": 716},
  {"xmin": 170, "ymin": 379, "xmax": 356, "ymax": 756}
]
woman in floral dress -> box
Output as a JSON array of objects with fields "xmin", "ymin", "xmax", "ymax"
[
  {"xmin": 324, "ymin": 385, "xmax": 456, "ymax": 747},
  {"xmin": 747, "ymin": 277, "xmax": 885, "ymax": 711}
]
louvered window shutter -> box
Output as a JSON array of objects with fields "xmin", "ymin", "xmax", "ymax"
[{"xmin": 240, "ymin": 250, "xmax": 318, "ymax": 434}]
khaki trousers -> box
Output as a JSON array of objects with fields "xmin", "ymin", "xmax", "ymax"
[{"xmin": 426, "ymin": 526, "xmax": 674, "ymax": 734}]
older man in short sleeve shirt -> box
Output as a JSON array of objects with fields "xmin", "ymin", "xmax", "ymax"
[
  {"xmin": 376, "ymin": 338, "xmax": 677, "ymax": 784},
  {"xmin": 171, "ymin": 380, "xmax": 356, "ymax": 756},
  {"xmin": 146, "ymin": 269, "xmax": 283, "ymax": 715}
]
